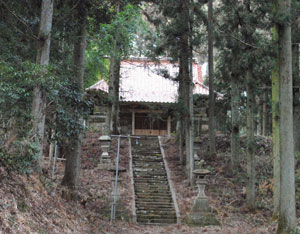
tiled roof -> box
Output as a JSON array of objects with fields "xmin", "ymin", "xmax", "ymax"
[{"xmin": 87, "ymin": 59, "xmax": 209, "ymax": 103}]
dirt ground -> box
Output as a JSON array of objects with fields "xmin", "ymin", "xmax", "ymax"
[{"xmin": 0, "ymin": 131, "xmax": 299, "ymax": 233}]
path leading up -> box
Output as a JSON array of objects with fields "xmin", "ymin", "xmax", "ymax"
[{"xmin": 131, "ymin": 136, "xmax": 177, "ymax": 225}]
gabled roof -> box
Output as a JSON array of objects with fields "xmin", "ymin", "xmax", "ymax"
[{"xmin": 87, "ymin": 58, "xmax": 209, "ymax": 103}]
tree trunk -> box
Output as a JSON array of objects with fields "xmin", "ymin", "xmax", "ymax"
[
  {"xmin": 188, "ymin": 2, "xmax": 194, "ymax": 183},
  {"xmin": 256, "ymin": 96, "xmax": 262, "ymax": 136},
  {"xmin": 262, "ymin": 89, "xmax": 268, "ymax": 136},
  {"xmin": 177, "ymin": 77, "xmax": 185, "ymax": 165},
  {"xmin": 272, "ymin": 26, "xmax": 281, "ymax": 216},
  {"xmin": 181, "ymin": 53, "xmax": 193, "ymax": 181},
  {"xmin": 208, "ymin": 0, "xmax": 216, "ymax": 156},
  {"xmin": 109, "ymin": 56, "xmax": 121, "ymax": 135},
  {"xmin": 277, "ymin": 0, "xmax": 296, "ymax": 232},
  {"xmin": 179, "ymin": 0, "xmax": 194, "ymax": 183},
  {"xmin": 292, "ymin": 19, "xmax": 300, "ymax": 154},
  {"xmin": 188, "ymin": 58, "xmax": 194, "ymax": 183},
  {"xmin": 246, "ymin": 71, "xmax": 256, "ymax": 211},
  {"xmin": 108, "ymin": 1, "xmax": 121, "ymax": 135},
  {"xmin": 179, "ymin": 122, "xmax": 185, "ymax": 164},
  {"xmin": 230, "ymin": 64, "xmax": 240, "ymax": 166},
  {"xmin": 31, "ymin": 0, "xmax": 54, "ymax": 169},
  {"xmin": 61, "ymin": 2, "xmax": 87, "ymax": 189}
]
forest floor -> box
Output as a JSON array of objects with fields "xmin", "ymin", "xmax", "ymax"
[{"xmin": 0, "ymin": 131, "xmax": 299, "ymax": 233}]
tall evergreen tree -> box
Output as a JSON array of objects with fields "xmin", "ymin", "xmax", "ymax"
[
  {"xmin": 31, "ymin": 0, "xmax": 54, "ymax": 169},
  {"xmin": 246, "ymin": 71, "xmax": 256, "ymax": 210},
  {"xmin": 276, "ymin": 0, "xmax": 296, "ymax": 232},
  {"xmin": 272, "ymin": 25, "xmax": 281, "ymax": 216},
  {"xmin": 62, "ymin": 0, "xmax": 87, "ymax": 189},
  {"xmin": 292, "ymin": 0, "xmax": 300, "ymax": 155},
  {"xmin": 208, "ymin": 0, "xmax": 216, "ymax": 156},
  {"xmin": 143, "ymin": 0, "xmax": 195, "ymax": 182}
]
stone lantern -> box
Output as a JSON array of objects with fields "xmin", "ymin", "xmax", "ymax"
[
  {"xmin": 189, "ymin": 166, "xmax": 218, "ymax": 225},
  {"xmin": 99, "ymin": 135, "xmax": 112, "ymax": 166}
]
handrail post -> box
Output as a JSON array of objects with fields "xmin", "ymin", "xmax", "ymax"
[
  {"xmin": 110, "ymin": 135, "xmax": 121, "ymax": 222},
  {"xmin": 110, "ymin": 134, "xmax": 140, "ymax": 223}
]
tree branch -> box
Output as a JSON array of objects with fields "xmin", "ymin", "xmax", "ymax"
[{"xmin": 0, "ymin": 0, "xmax": 38, "ymax": 40}]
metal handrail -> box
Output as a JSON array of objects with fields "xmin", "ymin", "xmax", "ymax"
[{"xmin": 110, "ymin": 134, "xmax": 140, "ymax": 223}]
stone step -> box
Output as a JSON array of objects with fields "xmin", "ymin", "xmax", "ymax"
[
  {"xmin": 134, "ymin": 160, "xmax": 163, "ymax": 163},
  {"xmin": 132, "ymin": 152, "xmax": 161, "ymax": 155},
  {"xmin": 136, "ymin": 196, "xmax": 172, "ymax": 199},
  {"xmin": 136, "ymin": 210, "xmax": 176, "ymax": 216},
  {"xmin": 133, "ymin": 163, "xmax": 164, "ymax": 167},
  {"xmin": 133, "ymin": 156, "xmax": 163, "ymax": 160},
  {"xmin": 134, "ymin": 185, "xmax": 170, "ymax": 190},
  {"xmin": 135, "ymin": 188, "xmax": 170, "ymax": 192},
  {"xmin": 135, "ymin": 182, "xmax": 169, "ymax": 186},
  {"xmin": 134, "ymin": 171, "xmax": 166, "ymax": 173},
  {"xmin": 135, "ymin": 192, "xmax": 171, "ymax": 196},
  {"xmin": 136, "ymin": 197, "xmax": 172, "ymax": 202},
  {"xmin": 136, "ymin": 206, "xmax": 174, "ymax": 211},
  {"xmin": 136, "ymin": 204, "xmax": 174, "ymax": 209},
  {"xmin": 137, "ymin": 216, "xmax": 176, "ymax": 223},
  {"xmin": 134, "ymin": 170, "xmax": 166, "ymax": 173},
  {"xmin": 135, "ymin": 201, "xmax": 174, "ymax": 206},
  {"xmin": 133, "ymin": 160, "xmax": 163, "ymax": 163},
  {"xmin": 134, "ymin": 180, "xmax": 168, "ymax": 183},
  {"xmin": 135, "ymin": 190, "xmax": 171, "ymax": 195},
  {"xmin": 134, "ymin": 169, "xmax": 165, "ymax": 172},
  {"xmin": 134, "ymin": 186, "xmax": 170, "ymax": 191},
  {"xmin": 134, "ymin": 180, "xmax": 169, "ymax": 184},
  {"xmin": 135, "ymin": 190, "xmax": 170, "ymax": 194},
  {"xmin": 135, "ymin": 198, "xmax": 173, "ymax": 203},
  {"xmin": 133, "ymin": 155, "xmax": 161, "ymax": 157},
  {"xmin": 134, "ymin": 177, "xmax": 168, "ymax": 180},
  {"xmin": 134, "ymin": 173, "xmax": 167, "ymax": 177},
  {"xmin": 135, "ymin": 181, "xmax": 169, "ymax": 185},
  {"xmin": 134, "ymin": 172, "xmax": 166, "ymax": 175},
  {"xmin": 134, "ymin": 165, "xmax": 164, "ymax": 168},
  {"xmin": 131, "ymin": 136, "xmax": 177, "ymax": 225},
  {"xmin": 137, "ymin": 213, "xmax": 177, "ymax": 218},
  {"xmin": 134, "ymin": 177, "xmax": 168, "ymax": 181},
  {"xmin": 136, "ymin": 196, "xmax": 173, "ymax": 201},
  {"xmin": 137, "ymin": 218, "xmax": 176, "ymax": 225},
  {"xmin": 136, "ymin": 205, "xmax": 175, "ymax": 209},
  {"xmin": 135, "ymin": 185, "xmax": 169, "ymax": 188},
  {"xmin": 132, "ymin": 153, "xmax": 161, "ymax": 156}
]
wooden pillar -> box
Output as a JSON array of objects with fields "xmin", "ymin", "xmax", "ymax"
[
  {"xmin": 132, "ymin": 111, "xmax": 135, "ymax": 135},
  {"xmin": 167, "ymin": 116, "xmax": 171, "ymax": 136}
]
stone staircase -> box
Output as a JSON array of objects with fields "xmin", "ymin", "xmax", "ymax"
[{"xmin": 131, "ymin": 136, "xmax": 177, "ymax": 225}]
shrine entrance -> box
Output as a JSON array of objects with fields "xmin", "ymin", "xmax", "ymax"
[{"xmin": 133, "ymin": 113, "xmax": 170, "ymax": 136}]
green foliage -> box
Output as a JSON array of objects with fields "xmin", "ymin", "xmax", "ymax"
[
  {"xmin": 98, "ymin": 4, "xmax": 140, "ymax": 56},
  {"xmin": 85, "ymin": 4, "xmax": 147, "ymax": 88},
  {"xmin": 84, "ymin": 50, "xmax": 110, "ymax": 88},
  {"xmin": 0, "ymin": 140, "xmax": 39, "ymax": 174},
  {"xmin": 0, "ymin": 61, "xmax": 57, "ymax": 173},
  {"xmin": 212, "ymin": 0, "xmax": 274, "ymax": 133},
  {"xmin": 90, "ymin": 4, "xmax": 143, "ymax": 61},
  {"xmin": 0, "ymin": 60, "xmax": 92, "ymax": 172},
  {"xmin": 44, "ymin": 64, "xmax": 92, "ymax": 143},
  {"xmin": 0, "ymin": 61, "xmax": 57, "ymax": 136}
]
